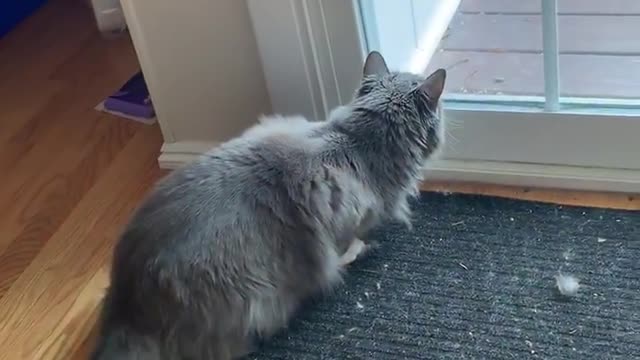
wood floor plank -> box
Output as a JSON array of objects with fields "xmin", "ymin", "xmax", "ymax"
[
  {"xmin": 0, "ymin": 0, "xmax": 95, "ymax": 139},
  {"xmin": 0, "ymin": 31, "xmax": 140, "ymax": 176},
  {"xmin": 0, "ymin": 15, "xmax": 144, "ymax": 258},
  {"xmin": 31, "ymin": 265, "xmax": 109, "ymax": 360},
  {"xmin": 0, "ymin": 126, "xmax": 164, "ymax": 360},
  {"xmin": 68, "ymin": 301, "xmax": 102, "ymax": 360},
  {"xmin": 0, "ymin": 83, "xmax": 64, "ymax": 147},
  {"xmin": 0, "ymin": 29, "xmax": 142, "ymax": 258},
  {"xmin": 0, "ymin": 0, "xmax": 95, "ymax": 84},
  {"xmin": 0, "ymin": 118, "xmax": 138, "ymax": 298}
]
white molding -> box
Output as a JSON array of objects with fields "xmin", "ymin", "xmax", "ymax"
[
  {"xmin": 161, "ymin": 141, "xmax": 216, "ymax": 155},
  {"xmin": 158, "ymin": 141, "xmax": 217, "ymax": 170},
  {"xmin": 158, "ymin": 142, "xmax": 640, "ymax": 193},
  {"xmin": 425, "ymin": 160, "xmax": 640, "ymax": 194},
  {"xmin": 247, "ymin": 0, "xmax": 322, "ymax": 121}
]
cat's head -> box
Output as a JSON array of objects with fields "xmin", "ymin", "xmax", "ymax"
[{"xmin": 341, "ymin": 51, "xmax": 446, "ymax": 161}]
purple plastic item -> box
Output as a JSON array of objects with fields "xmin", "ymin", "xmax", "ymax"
[{"xmin": 104, "ymin": 71, "xmax": 156, "ymax": 118}]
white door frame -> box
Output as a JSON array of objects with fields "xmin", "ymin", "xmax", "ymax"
[
  {"xmin": 247, "ymin": 0, "xmax": 367, "ymax": 122},
  {"xmin": 243, "ymin": 0, "xmax": 640, "ymax": 193}
]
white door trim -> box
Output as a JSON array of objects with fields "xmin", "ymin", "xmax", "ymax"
[{"xmin": 247, "ymin": 0, "xmax": 366, "ymax": 121}]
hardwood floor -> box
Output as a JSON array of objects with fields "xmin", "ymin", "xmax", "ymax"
[
  {"xmin": 0, "ymin": 1, "xmax": 167, "ymax": 359},
  {"xmin": 0, "ymin": 1, "xmax": 637, "ymax": 359}
]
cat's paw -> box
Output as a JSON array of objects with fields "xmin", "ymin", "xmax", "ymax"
[
  {"xmin": 339, "ymin": 238, "xmax": 365, "ymax": 266},
  {"xmin": 339, "ymin": 239, "xmax": 379, "ymax": 266},
  {"xmin": 358, "ymin": 240, "xmax": 379, "ymax": 260}
]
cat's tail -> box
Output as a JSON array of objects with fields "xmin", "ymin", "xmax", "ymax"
[{"xmin": 90, "ymin": 322, "xmax": 162, "ymax": 360}]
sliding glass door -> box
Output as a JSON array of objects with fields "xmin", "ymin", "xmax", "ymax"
[{"xmin": 362, "ymin": 0, "xmax": 640, "ymax": 105}]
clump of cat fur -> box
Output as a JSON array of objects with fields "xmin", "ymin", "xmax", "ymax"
[{"xmin": 91, "ymin": 51, "xmax": 447, "ymax": 360}]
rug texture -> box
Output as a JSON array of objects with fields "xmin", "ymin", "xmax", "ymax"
[{"xmin": 251, "ymin": 192, "xmax": 639, "ymax": 359}]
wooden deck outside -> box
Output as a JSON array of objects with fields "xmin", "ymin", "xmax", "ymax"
[{"xmin": 425, "ymin": 0, "xmax": 640, "ymax": 99}]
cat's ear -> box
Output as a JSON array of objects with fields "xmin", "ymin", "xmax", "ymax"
[
  {"xmin": 418, "ymin": 68, "xmax": 446, "ymax": 103},
  {"xmin": 363, "ymin": 51, "xmax": 389, "ymax": 77}
]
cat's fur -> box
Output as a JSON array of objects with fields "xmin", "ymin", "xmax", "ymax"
[{"xmin": 91, "ymin": 51, "xmax": 447, "ymax": 360}]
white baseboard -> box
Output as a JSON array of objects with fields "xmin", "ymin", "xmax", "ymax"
[
  {"xmin": 424, "ymin": 159, "xmax": 640, "ymax": 193},
  {"xmin": 158, "ymin": 141, "xmax": 217, "ymax": 170},
  {"xmin": 158, "ymin": 141, "xmax": 640, "ymax": 193}
]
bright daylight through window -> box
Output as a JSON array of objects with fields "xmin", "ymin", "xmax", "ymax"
[{"xmin": 360, "ymin": 0, "xmax": 640, "ymax": 110}]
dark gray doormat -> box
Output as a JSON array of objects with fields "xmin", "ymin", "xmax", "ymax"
[{"xmin": 250, "ymin": 192, "xmax": 639, "ymax": 360}]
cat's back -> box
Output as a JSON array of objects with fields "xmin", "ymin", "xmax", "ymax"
[
  {"xmin": 114, "ymin": 117, "xmax": 328, "ymax": 261},
  {"xmin": 149, "ymin": 115, "xmax": 323, "ymax": 208},
  {"xmin": 171, "ymin": 116, "xmax": 327, "ymax": 215}
]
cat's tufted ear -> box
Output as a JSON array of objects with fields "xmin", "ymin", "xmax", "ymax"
[
  {"xmin": 363, "ymin": 51, "xmax": 389, "ymax": 77},
  {"xmin": 418, "ymin": 68, "xmax": 446, "ymax": 103}
]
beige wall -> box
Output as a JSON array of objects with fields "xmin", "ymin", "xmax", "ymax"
[{"xmin": 121, "ymin": 0, "xmax": 271, "ymax": 144}]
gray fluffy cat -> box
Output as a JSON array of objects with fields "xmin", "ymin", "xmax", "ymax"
[{"xmin": 91, "ymin": 51, "xmax": 446, "ymax": 360}]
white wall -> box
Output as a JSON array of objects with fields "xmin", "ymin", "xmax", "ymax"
[{"xmin": 121, "ymin": 0, "xmax": 271, "ymax": 144}]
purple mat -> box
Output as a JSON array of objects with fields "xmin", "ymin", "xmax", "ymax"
[{"xmin": 104, "ymin": 71, "xmax": 155, "ymax": 119}]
